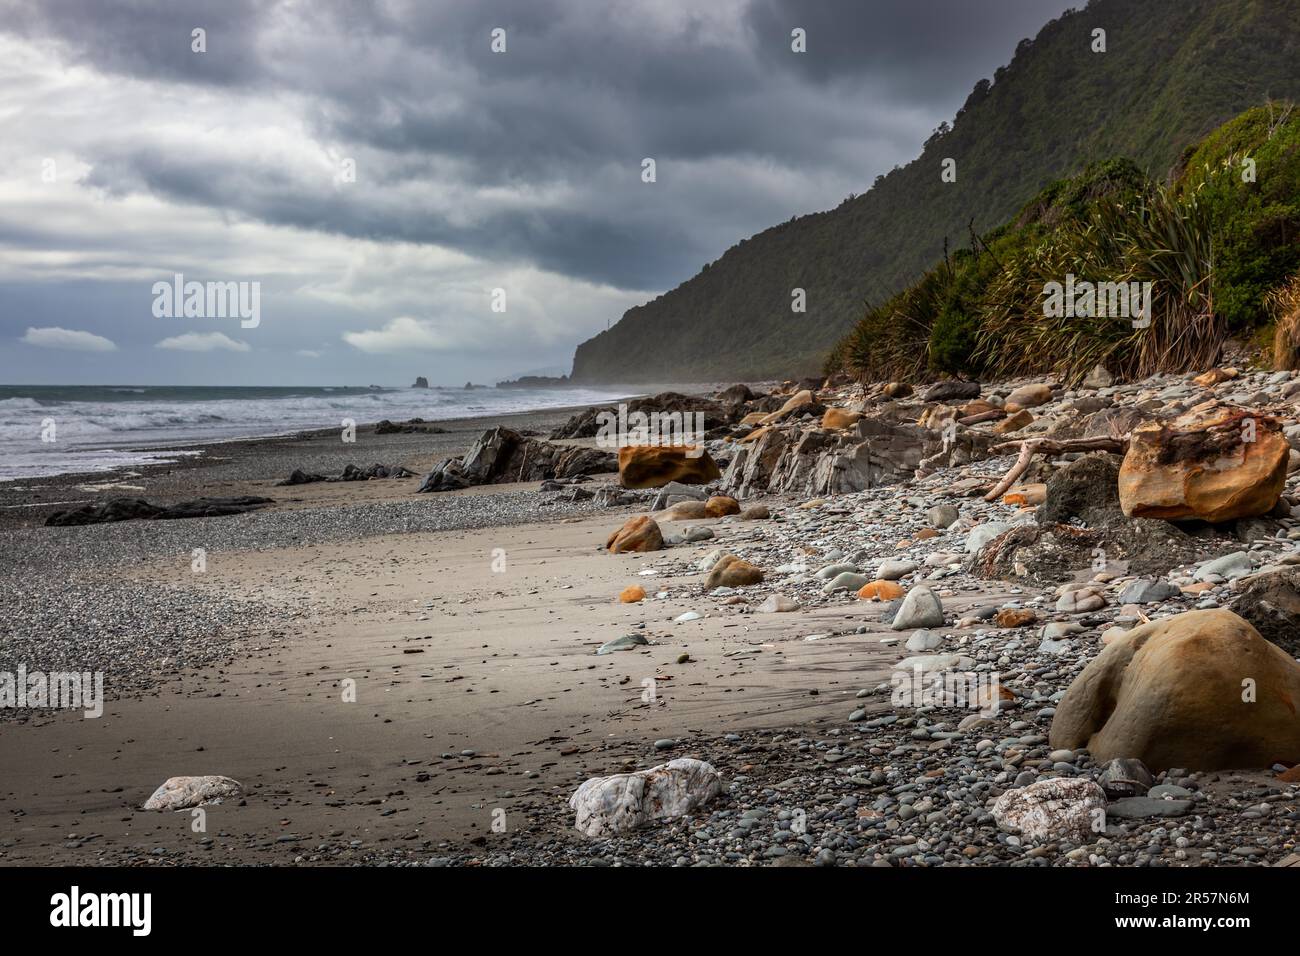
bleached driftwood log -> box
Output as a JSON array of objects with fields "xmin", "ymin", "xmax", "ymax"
[{"xmin": 983, "ymin": 437, "xmax": 1128, "ymax": 502}]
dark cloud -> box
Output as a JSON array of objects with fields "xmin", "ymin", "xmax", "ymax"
[{"xmin": 1, "ymin": 0, "xmax": 1079, "ymax": 333}]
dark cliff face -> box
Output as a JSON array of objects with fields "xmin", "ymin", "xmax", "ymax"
[{"xmin": 569, "ymin": 0, "xmax": 1300, "ymax": 383}]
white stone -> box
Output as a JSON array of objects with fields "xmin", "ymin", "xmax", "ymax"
[
  {"xmin": 991, "ymin": 777, "xmax": 1106, "ymax": 842},
  {"xmin": 569, "ymin": 758, "xmax": 722, "ymax": 837},
  {"xmin": 143, "ymin": 775, "xmax": 243, "ymax": 812}
]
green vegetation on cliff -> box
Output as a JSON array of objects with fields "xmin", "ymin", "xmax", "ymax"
[
  {"xmin": 570, "ymin": 0, "xmax": 1300, "ymax": 384},
  {"xmin": 829, "ymin": 104, "xmax": 1300, "ymax": 384}
]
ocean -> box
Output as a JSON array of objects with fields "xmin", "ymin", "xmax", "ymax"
[{"xmin": 0, "ymin": 384, "xmax": 633, "ymax": 482}]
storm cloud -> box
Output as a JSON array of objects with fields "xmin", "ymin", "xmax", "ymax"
[{"xmin": 0, "ymin": 0, "xmax": 1077, "ymax": 384}]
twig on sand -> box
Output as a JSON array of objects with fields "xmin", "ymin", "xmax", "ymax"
[{"xmin": 983, "ymin": 436, "xmax": 1128, "ymax": 502}]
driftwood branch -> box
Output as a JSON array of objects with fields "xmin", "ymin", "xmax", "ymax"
[{"xmin": 983, "ymin": 436, "xmax": 1128, "ymax": 502}]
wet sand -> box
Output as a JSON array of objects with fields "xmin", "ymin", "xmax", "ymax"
[{"xmin": 0, "ymin": 502, "xmax": 1016, "ymax": 865}]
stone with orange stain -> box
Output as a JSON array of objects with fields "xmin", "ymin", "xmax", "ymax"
[
  {"xmin": 915, "ymin": 528, "xmax": 940, "ymax": 541},
  {"xmin": 858, "ymin": 580, "xmax": 905, "ymax": 601},
  {"xmin": 618, "ymin": 445, "xmax": 722, "ymax": 489},
  {"xmin": 704, "ymin": 495, "xmax": 741, "ymax": 517},
  {"xmin": 1003, "ymin": 483, "xmax": 1047, "ymax": 507},
  {"xmin": 822, "ymin": 407, "xmax": 862, "ymax": 430},
  {"xmin": 994, "ymin": 608, "xmax": 1038, "ymax": 628},
  {"xmin": 606, "ymin": 516, "xmax": 664, "ymax": 553},
  {"xmin": 619, "ymin": 585, "xmax": 647, "ymax": 603},
  {"xmin": 1119, "ymin": 403, "xmax": 1288, "ymax": 522}
]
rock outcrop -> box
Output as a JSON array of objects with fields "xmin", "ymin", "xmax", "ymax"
[{"xmin": 418, "ymin": 427, "xmax": 615, "ymax": 492}]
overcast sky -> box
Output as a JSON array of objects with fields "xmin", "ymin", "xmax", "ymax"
[{"xmin": 0, "ymin": 0, "xmax": 1077, "ymax": 386}]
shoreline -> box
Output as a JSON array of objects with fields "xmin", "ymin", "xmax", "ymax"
[
  {"xmin": 3, "ymin": 370, "xmax": 1300, "ymax": 868},
  {"xmin": 0, "ymin": 399, "xmax": 627, "ymax": 529}
]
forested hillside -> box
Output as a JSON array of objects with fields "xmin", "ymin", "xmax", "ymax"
[{"xmin": 570, "ymin": 0, "xmax": 1300, "ymax": 383}]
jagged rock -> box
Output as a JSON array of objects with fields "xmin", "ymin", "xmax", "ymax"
[
  {"xmin": 47, "ymin": 496, "xmax": 274, "ymax": 526},
  {"xmin": 606, "ymin": 516, "xmax": 664, "ymax": 553},
  {"xmin": 411, "ymin": 376, "xmax": 429, "ymax": 388},
  {"xmin": 143, "ymin": 775, "xmax": 243, "ymax": 811},
  {"xmin": 550, "ymin": 392, "xmax": 730, "ymax": 440},
  {"xmin": 1050, "ymin": 609, "xmax": 1300, "ymax": 771},
  {"xmin": 277, "ymin": 463, "xmax": 414, "ymax": 485},
  {"xmin": 374, "ymin": 418, "xmax": 445, "ymax": 434},
  {"xmin": 1119, "ymin": 403, "xmax": 1289, "ymax": 522},
  {"xmin": 618, "ymin": 445, "xmax": 722, "ymax": 489},
  {"xmin": 418, "ymin": 458, "xmax": 472, "ymax": 492},
  {"xmin": 1230, "ymin": 567, "xmax": 1300, "ymax": 657},
  {"xmin": 569, "ymin": 758, "xmax": 722, "ymax": 836},
  {"xmin": 418, "ymin": 427, "xmax": 615, "ymax": 492},
  {"xmin": 991, "ymin": 777, "xmax": 1106, "ymax": 842}
]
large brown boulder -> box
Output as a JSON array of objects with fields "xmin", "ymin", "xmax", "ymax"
[
  {"xmin": 617, "ymin": 446, "xmax": 721, "ymax": 489},
  {"xmin": 606, "ymin": 516, "xmax": 664, "ymax": 553},
  {"xmin": 1049, "ymin": 609, "xmax": 1300, "ymax": 771},
  {"xmin": 1118, "ymin": 404, "xmax": 1289, "ymax": 522}
]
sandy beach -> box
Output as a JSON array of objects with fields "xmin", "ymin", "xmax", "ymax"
[{"xmin": 4, "ymin": 372, "xmax": 1300, "ymax": 869}]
